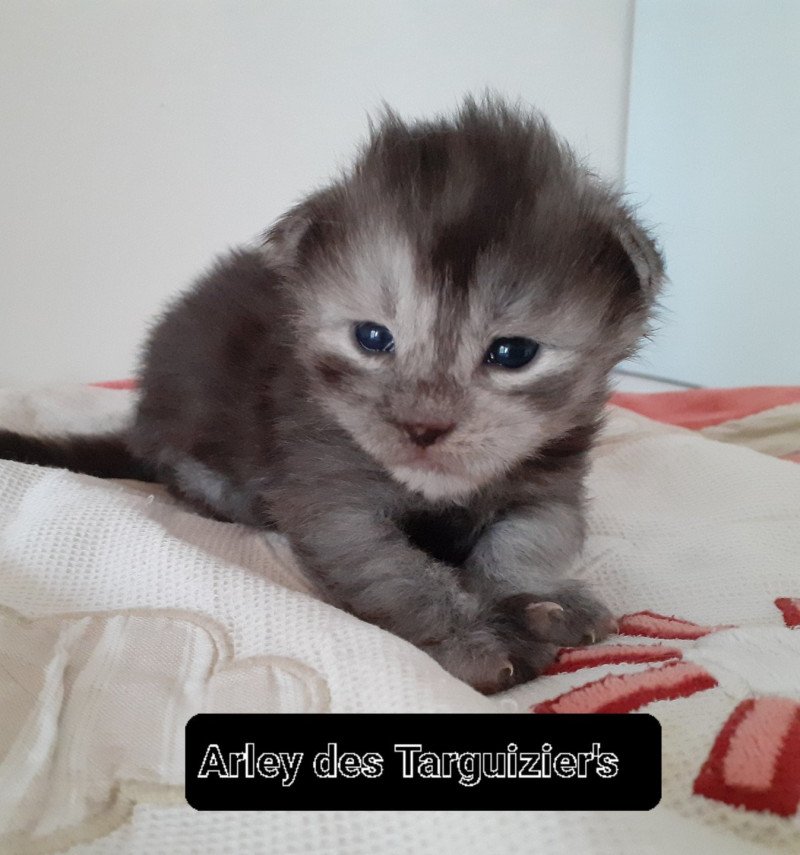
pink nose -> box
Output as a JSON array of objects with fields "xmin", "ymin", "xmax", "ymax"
[{"xmin": 399, "ymin": 422, "xmax": 455, "ymax": 448}]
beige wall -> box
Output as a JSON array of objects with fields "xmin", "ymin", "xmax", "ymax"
[{"xmin": 0, "ymin": 0, "xmax": 634, "ymax": 385}]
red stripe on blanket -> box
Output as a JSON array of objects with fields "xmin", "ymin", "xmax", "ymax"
[
  {"xmin": 543, "ymin": 643, "xmax": 682, "ymax": 675},
  {"xmin": 610, "ymin": 386, "xmax": 800, "ymax": 430},
  {"xmin": 532, "ymin": 661, "xmax": 717, "ymax": 714},
  {"xmin": 90, "ymin": 379, "xmax": 137, "ymax": 390},
  {"xmin": 693, "ymin": 698, "xmax": 800, "ymax": 817},
  {"xmin": 775, "ymin": 598, "xmax": 800, "ymax": 629},
  {"xmin": 618, "ymin": 610, "xmax": 727, "ymax": 640}
]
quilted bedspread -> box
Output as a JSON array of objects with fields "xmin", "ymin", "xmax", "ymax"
[{"xmin": 0, "ymin": 383, "xmax": 799, "ymax": 854}]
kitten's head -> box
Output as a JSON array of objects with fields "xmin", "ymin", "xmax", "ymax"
[{"xmin": 266, "ymin": 97, "xmax": 664, "ymax": 501}]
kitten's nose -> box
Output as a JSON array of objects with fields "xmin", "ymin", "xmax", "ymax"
[{"xmin": 399, "ymin": 421, "xmax": 455, "ymax": 448}]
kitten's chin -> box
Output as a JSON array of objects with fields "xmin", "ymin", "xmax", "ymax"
[{"xmin": 389, "ymin": 465, "xmax": 478, "ymax": 502}]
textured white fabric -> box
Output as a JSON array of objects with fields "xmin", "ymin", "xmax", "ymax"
[{"xmin": 0, "ymin": 385, "xmax": 798, "ymax": 854}]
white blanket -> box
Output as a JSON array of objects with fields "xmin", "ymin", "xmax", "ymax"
[{"xmin": 1, "ymin": 385, "xmax": 798, "ymax": 854}]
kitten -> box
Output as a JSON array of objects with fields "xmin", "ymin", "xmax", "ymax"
[{"xmin": 0, "ymin": 97, "xmax": 663, "ymax": 693}]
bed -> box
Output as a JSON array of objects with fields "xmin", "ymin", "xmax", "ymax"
[{"xmin": 1, "ymin": 382, "xmax": 798, "ymax": 854}]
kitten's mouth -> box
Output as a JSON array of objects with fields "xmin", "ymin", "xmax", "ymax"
[
  {"xmin": 399, "ymin": 447, "xmax": 454, "ymax": 473},
  {"xmin": 388, "ymin": 455, "xmax": 479, "ymax": 500}
]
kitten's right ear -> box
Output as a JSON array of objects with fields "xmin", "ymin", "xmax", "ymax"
[
  {"xmin": 262, "ymin": 192, "xmax": 340, "ymax": 270},
  {"xmin": 261, "ymin": 204, "xmax": 316, "ymax": 269}
]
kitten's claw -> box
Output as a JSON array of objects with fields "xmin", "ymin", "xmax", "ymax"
[
  {"xmin": 423, "ymin": 629, "xmax": 555, "ymax": 695},
  {"xmin": 499, "ymin": 587, "xmax": 617, "ymax": 650},
  {"xmin": 582, "ymin": 614, "xmax": 619, "ymax": 644},
  {"xmin": 423, "ymin": 587, "xmax": 616, "ymax": 694}
]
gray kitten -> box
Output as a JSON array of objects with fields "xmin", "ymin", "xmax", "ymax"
[{"xmin": 0, "ymin": 98, "xmax": 663, "ymax": 693}]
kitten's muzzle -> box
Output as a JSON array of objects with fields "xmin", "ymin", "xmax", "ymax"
[{"xmin": 397, "ymin": 421, "xmax": 456, "ymax": 448}]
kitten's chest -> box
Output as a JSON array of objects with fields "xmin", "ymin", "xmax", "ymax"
[{"xmin": 397, "ymin": 505, "xmax": 490, "ymax": 567}]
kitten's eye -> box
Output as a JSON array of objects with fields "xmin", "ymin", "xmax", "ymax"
[
  {"xmin": 484, "ymin": 337, "xmax": 540, "ymax": 369},
  {"xmin": 355, "ymin": 321, "xmax": 395, "ymax": 353}
]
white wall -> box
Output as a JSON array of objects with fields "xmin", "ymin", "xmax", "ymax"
[
  {"xmin": 0, "ymin": 0, "xmax": 634, "ymax": 385},
  {"xmin": 623, "ymin": 0, "xmax": 800, "ymax": 387}
]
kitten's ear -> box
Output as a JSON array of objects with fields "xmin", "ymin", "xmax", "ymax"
[
  {"xmin": 261, "ymin": 204, "xmax": 316, "ymax": 268},
  {"xmin": 614, "ymin": 215, "xmax": 666, "ymax": 304},
  {"xmin": 262, "ymin": 193, "xmax": 342, "ymax": 270}
]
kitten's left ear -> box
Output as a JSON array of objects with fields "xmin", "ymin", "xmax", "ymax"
[{"xmin": 614, "ymin": 215, "xmax": 666, "ymax": 303}]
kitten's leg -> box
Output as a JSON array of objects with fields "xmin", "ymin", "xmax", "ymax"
[
  {"xmin": 463, "ymin": 503, "xmax": 617, "ymax": 679},
  {"xmin": 269, "ymin": 495, "xmax": 528, "ymax": 694}
]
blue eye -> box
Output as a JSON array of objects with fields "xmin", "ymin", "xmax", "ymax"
[
  {"xmin": 355, "ymin": 321, "xmax": 395, "ymax": 353},
  {"xmin": 484, "ymin": 337, "xmax": 540, "ymax": 369}
]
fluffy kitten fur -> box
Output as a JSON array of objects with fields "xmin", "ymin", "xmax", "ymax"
[{"xmin": 0, "ymin": 98, "xmax": 663, "ymax": 693}]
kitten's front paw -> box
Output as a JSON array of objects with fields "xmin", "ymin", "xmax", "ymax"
[
  {"xmin": 422, "ymin": 625, "xmax": 557, "ymax": 695},
  {"xmin": 500, "ymin": 586, "xmax": 618, "ymax": 649},
  {"xmin": 421, "ymin": 585, "xmax": 615, "ymax": 694}
]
